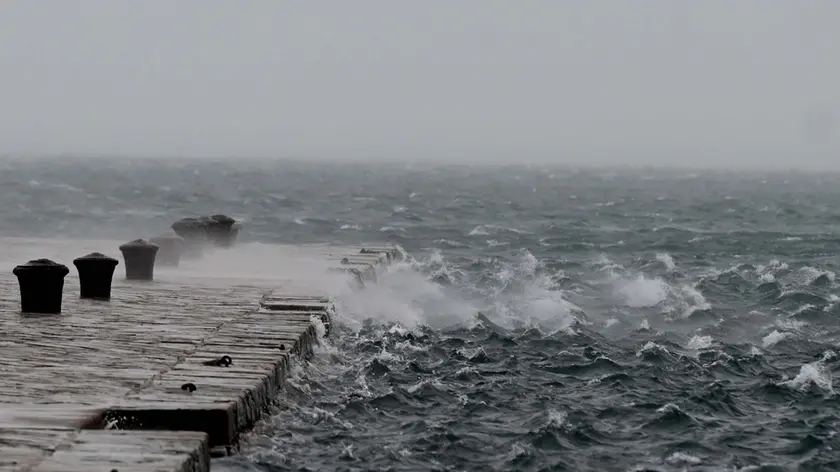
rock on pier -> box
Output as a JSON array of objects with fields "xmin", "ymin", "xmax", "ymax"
[{"xmin": 0, "ymin": 240, "xmax": 399, "ymax": 471}]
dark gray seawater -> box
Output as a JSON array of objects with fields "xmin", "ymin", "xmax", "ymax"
[{"xmin": 2, "ymin": 157, "xmax": 840, "ymax": 471}]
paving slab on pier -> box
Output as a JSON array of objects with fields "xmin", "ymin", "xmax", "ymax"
[
  {"xmin": 0, "ymin": 241, "xmax": 395, "ymax": 469},
  {"xmin": 28, "ymin": 430, "xmax": 210, "ymax": 472},
  {"xmin": 0, "ymin": 406, "xmax": 209, "ymax": 472}
]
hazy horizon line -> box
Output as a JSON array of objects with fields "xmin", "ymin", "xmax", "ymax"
[{"xmin": 2, "ymin": 151, "xmax": 839, "ymax": 175}]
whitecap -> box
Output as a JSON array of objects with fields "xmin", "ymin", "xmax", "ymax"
[
  {"xmin": 656, "ymin": 252, "xmax": 676, "ymax": 271},
  {"xmin": 781, "ymin": 361, "xmax": 834, "ymax": 394},
  {"xmin": 762, "ymin": 330, "xmax": 790, "ymax": 348},
  {"xmin": 686, "ymin": 335, "xmax": 713, "ymax": 351},
  {"xmin": 665, "ymin": 451, "xmax": 702, "ymax": 466}
]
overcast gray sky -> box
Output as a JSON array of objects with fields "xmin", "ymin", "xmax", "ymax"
[{"xmin": 1, "ymin": 1, "xmax": 838, "ymax": 167}]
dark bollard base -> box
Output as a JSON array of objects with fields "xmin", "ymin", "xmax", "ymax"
[
  {"xmin": 18, "ymin": 279, "xmax": 65, "ymax": 314},
  {"xmin": 119, "ymin": 240, "xmax": 159, "ymax": 281},
  {"xmin": 13, "ymin": 259, "xmax": 70, "ymax": 315},
  {"xmin": 124, "ymin": 258, "xmax": 156, "ymax": 281},
  {"xmin": 74, "ymin": 252, "xmax": 119, "ymax": 301},
  {"xmin": 125, "ymin": 275, "xmax": 155, "ymax": 281},
  {"xmin": 78, "ymin": 295, "xmax": 113, "ymax": 302},
  {"xmin": 79, "ymin": 287, "xmax": 114, "ymax": 300}
]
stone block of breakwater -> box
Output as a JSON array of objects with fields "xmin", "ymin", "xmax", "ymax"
[
  {"xmin": 12, "ymin": 258, "xmax": 70, "ymax": 314},
  {"xmin": 313, "ymin": 245, "xmax": 393, "ymax": 269},
  {"xmin": 73, "ymin": 252, "xmax": 119, "ymax": 300},
  {"xmin": 171, "ymin": 217, "xmax": 209, "ymax": 240},
  {"xmin": 29, "ymin": 430, "xmax": 211, "ymax": 472},
  {"xmin": 205, "ymin": 214, "xmax": 237, "ymax": 248},
  {"xmin": 355, "ymin": 245, "xmax": 403, "ymax": 263},
  {"xmin": 328, "ymin": 256, "xmax": 378, "ymax": 282},
  {"xmin": 150, "ymin": 231, "xmax": 185, "ymax": 267},
  {"xmin": 171, "ymin": 214, "xmax": 241, "ymax": 253},
  {"xmin": 259, "ymin": 291, "xmax": 335, "ymax": 337},
  {"xmin": 171, "ymin": 217, "xmax": 208, "ymax": 258},
  {"xmin": 0, "ymin": 405, "xmax": 211, "ymax": 471},
  {"xmin": 119, "ymin": 239, "xmax": 159, "ymax": 281}
]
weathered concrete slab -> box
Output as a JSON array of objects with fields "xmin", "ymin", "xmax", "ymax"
[
  {"xmin": 307, "ymin": 244, "xmax": 394, "ymax": 269},
  {"xmin": 28, "ymin": 430, "xmax": 209, "ymax": 472},
  {"xmin": 0, "ymin": 406, "xmax": 207, "ymax": 471},
  {"xmin": 352, "ymin": 244, "xmax": 404, "ymax": 263},
  {"xmin": 0, "ymin": 405, "xmax": 106, "ymax": 430},
  {"xmin": 259, "ymin": 290, "xmax": 335, "ymax": 337},
  {"xmin": 0, "ymin": 405, "xmax": 103, "ymax": 472},
  {"xmin": 326, "ymin": 257, "xmax": 379, "ymax": 283},
  {"xmin": 0, "ymin": 427, "xmax": 75, "ymax": 472},
  {"xmin": 327, "ymin": 253, "xmax": 388, "ymax": 269}
]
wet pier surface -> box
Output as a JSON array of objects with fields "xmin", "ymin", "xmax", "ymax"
[{"xmin": 0, "ymin": 240, "xmax": 398, "ymax": 471}]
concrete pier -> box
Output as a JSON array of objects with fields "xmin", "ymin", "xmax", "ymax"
[{"xmin": 0, "ymin": 238, "xmax": 396, "ymax": 471}]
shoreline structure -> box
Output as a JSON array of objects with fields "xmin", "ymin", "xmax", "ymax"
[{"xmin": 0, "ymin": 220, "xmax": 401, "ymax": 472}]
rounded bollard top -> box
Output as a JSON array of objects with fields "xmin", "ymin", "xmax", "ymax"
[
  {"xmin": 119, "ymin": 239, "xmax": 160, "ymax": 252},
  {"xmin": 13, "ymin": 258, "xmax": 70, "ymax": 277},
  {"xmin": 73, "ymin": 252, "xmax": 119, "ymax": 266}
]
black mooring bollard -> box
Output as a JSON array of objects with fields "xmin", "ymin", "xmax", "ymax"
[
  {"xmin": 118, "ymin": 239, "xmax": 159, "ymax": 280},
  {"xmin": 150, "ymin": 232, "xmax": 184, "ymax": 267},
  {"xmin": 73, "ymin": 252, "xmax": 119, "ymax": 300},
  {"xmin": 207, "ymin": 214, "xmax": 236, "ymax": 247},
  {"xmin": 12, "ymin": 259, "xmax": 70, "ymax": 314}
]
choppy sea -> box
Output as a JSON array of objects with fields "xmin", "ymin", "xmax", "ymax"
[{"xmin": 2, "ymin": 157, "xmax": 839, "ymax": 471}]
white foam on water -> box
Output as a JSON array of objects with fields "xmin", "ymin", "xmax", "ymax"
[
  {"xmin": 655, "ymin": 252, "xmax": 676, "ymax": 271},
  {"xmin": 615, "ymin": 274, "xmax": 669, "ymax": 307},
  {"xmin": 605, "ymin": 268, "xmax": 710, "ymax": 318},
  {"xmin": 636, "ymin": 341, "xmax": 669, "ymax": 357},
  {"xmin": 762, "ymin": 330, "xmax": 790, "ymax": 348},
  {"xmin": 665, "ymin": 451, "xmax": 702, "ymax": 466},
  {"xmin": 334, "ymin": 260, "xmax": 479, "ymax": 332},
  {"xmin": 799, "ymin": 266, "xmax": 836, "ymax": 284},
  {"xmin": 686, "ymin": 334, "xmax": 713, "ymax": 351},
  {"xmin": 546, "ymin": 409, "xmax": 569, "ymax": 429},
  {"xmin": 781, "ymin": 355, "xmax": 835, "ymax": 394}
]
